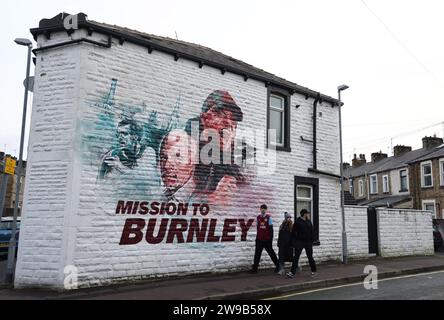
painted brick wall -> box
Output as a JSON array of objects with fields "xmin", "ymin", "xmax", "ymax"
[
  {"xmin": 14, "ymin": 31, "xmax": 82, "ymax": 287},
  {"xmin": 377, "ymin": 208, "xmax": 434, "ymax": 257},
  {"xmin": 15, "ymin": 28, "xmax": 342, "ymax": 289},
  {"xmin": 344, "ymin": 206, "xmax": 370, "ymax": 259}
]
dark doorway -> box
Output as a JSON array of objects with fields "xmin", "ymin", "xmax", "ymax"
[{"xmin": 367, "ymin": 207, "xmax": 379, "ymax": 255}]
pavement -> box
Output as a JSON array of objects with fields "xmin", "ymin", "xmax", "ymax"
[{"xmin": 1, "ymin": 254, "xmax": 444, "ymax": 300}]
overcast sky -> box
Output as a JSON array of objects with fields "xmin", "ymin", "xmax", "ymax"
[{"xmin": 1, "ymin": 0, "xmax": 444, "ymax": 162}]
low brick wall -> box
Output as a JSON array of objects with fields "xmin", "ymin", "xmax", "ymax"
[
  {"xmin": 344, "ymin": 206, "xmax": 434, "ymax": 259},
  {"xmin": 344, "ymin": 206, "xmax": 370, "ymax": 259},
  {"xmin": 378, "ymin": 208, "xmax": 434, "ymax": 257}
]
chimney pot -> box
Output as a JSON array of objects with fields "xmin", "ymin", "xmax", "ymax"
[
  {"xmin": 422, "ymin": 136, "xmax": 443, "ymax": 149},
  {"xmin": 371, "ymin": 151, "xmax": 388, "ymax": 163},
  {"xmin": 393, "ymin": 145, "xmax": 412, "ymax": 157}
]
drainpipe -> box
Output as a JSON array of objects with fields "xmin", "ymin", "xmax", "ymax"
[{"xmin": 312, "ymin": 93, "xmax": 321, "ymax": 170}]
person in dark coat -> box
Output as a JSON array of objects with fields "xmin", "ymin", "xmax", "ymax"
[
  {"xmin": 287, "ymin": 209, "xmax": 317, "ymax": 277},
  {"xmin": 277, "ymin": 212, "xmax": 294, "ymax": 275}
]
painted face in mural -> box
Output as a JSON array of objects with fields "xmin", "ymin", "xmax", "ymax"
[
  {"xmin": 117, "ymin": 121, "xmax": 142, "ymax": 160},
  {"xmin": 160, "ymin": 130, "xmax": 198, "ymax": 192},
  {"xmin": 201, "ymin": 106, "xmax": 238, "ymax": 149}
]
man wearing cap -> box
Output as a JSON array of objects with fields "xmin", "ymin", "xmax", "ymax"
[
  {"xmin": 185, "ymin": 90, "xmax": 250, "ymax": 203},
  {"xmin": 287, "ymin": 209, "xmax": 317, "ymax": 278},
  {"xmin": 248, "ymin": 204, "xmax": 280, "ymax": 274}
]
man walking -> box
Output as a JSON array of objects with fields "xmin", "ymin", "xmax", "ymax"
[
  {"xmin": 248, "ymin": 204, "xmax": 280, "ymax": 274},
  {"xmin": 287, "ymin": 209, "xmax": 317, "ymax": 278}
]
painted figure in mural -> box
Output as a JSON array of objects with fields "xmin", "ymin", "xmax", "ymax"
[
  {"xmin": 185, "ymin": 90, "xmax": 250, "ymax": 205},
  {"xmin": 159, "ymin": 129, "xmax": 199, "ymax": 203},
  {"xmin": 98, "ymin": 118, "xmax": 152, "ymax": 179},
  {"xmin": 97, "ymin": 117, "xmax": 160, "ymax": 199}
]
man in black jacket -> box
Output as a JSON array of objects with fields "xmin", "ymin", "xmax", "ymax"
[{"xmin": 287, "ymin": 209, "xmax": 317, "ymax": 277}]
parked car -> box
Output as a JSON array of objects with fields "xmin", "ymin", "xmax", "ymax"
[
  {"xmin": 0, "ymin": 217, "xmax": 20, "ymax": 258},
  {"xmin": 433, "ymin": 225, "xmax": 443, "ymax": 251}
]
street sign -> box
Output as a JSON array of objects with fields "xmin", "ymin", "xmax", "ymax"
[{"xmin": 4, "ymin": 157, "xmax": 16, "ymax": 175}]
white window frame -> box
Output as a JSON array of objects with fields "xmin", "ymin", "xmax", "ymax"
[
  {"xmin": 349, "ymin": 179, "xmax": 354, "ymax": 195},
  {"xmin": 296, "ymin": 185, "xmax": 313, "ymax": 215},
  {"xmin": 399, "ymin": 169, "xmax": 409, "ymax": 192},
  {"xmin": 358, "ymin": 180, "xmax": 364, "ymax": 197},
  {"xmin": 422, "ymin": 200, "xmax": 437, "ymax": 219},
  {"xmin": 268, "ymin": 94, "xmax": 285, "ymax": 147},
  {"xmin": 421, "ymin": 161, "xmax": 433, "ymax": 188},
  {"xmin": 382, "ymin": 175, "xmax": 389, "ymax": 193},
  {"xmin": 439, "ymin": 158, "xmax": 444, "ymax": 187},
  {"xmin": 370, "ymin": 174, "xmax": 378, "ymax": 195}
]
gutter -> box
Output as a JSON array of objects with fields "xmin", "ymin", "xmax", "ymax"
[{"xmin": 33, "ymin": 35, "xmax": 112, "ymax": 53}]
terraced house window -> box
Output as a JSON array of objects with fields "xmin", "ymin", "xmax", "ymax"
[
  {"xmin": 359, "ymin": 180, "xmax": 364, "ymax": 197},
  {"xmin": 370, "ymin": 174, "xmax": 378, "ymax": 194},
  {"xmin": 423, "ymin": 200, "xmax": 436, "ymax": 219},
  {"xmin": 440, "ymin": 159, "xmax": 444, "ymax": 186},
  {"xmin": 269, "ymin": 94, "xmax": 285, "ymax": 146},
  {"xmin": 421, "ymin": 161, "xmax": 433, "ymax": 188},
  {"xmin": 400, "ymin": 169, "xmax": 408, "ymax": 191},
  {"xmin": 267, "ymin": 87, "xmax": 290, "ymax": 151},
  {"xmin": 383, "ymin": 175, "xmax": 389, "ymax": 193}
]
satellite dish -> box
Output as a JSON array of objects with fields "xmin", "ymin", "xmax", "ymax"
[{"xmin": 23, "ymin": 76, "xmax": 34, "ymax": 92}]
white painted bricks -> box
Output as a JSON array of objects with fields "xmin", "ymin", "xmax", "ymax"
[
  {"xmin": 344, "ymin": 206, "xmax": 434, "ymax": 259},
  {"xmin": 378, "ymin": 209, "xmax": 434, "ymax": 257}
]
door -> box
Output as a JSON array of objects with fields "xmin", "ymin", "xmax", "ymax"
[{"xmin": 367, "ymin": 207, "xmax": 379, "ymax": 255}]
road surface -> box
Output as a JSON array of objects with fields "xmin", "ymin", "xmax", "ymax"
[{"xmin": 267, "ymin": 269, "xmax": 444, "ymax": 300}]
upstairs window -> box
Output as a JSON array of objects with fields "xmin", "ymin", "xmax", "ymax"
[
  {"xmin": 358, "ymin": 180, "xmax": 364, "ymax": 197},
  {"xmin": 269, "ymin": 94, "xmax": 285, "ymax": 146},
  {"xmin": 349, "ymin": 179, "xmax": 354, "ymax": 195},
  {"xmin": 370, "ymin": 174, "xmax": 378, "ymax": 194},
  {"xmin": 267, "ymin": 87, "xmax": 290, "ymax": 152},
  {"xmin": 440, "ymin": 159, "xmax": 444, "ymax": 186},
  {"xmin": 400, "ymin": 169, "xmax": 408, "ymax": 192},
  {"xmin": 383, "ymin": 175, "xmax": 389, "ymax": 193},
  {"xmin": 421, "ymin": 161, "xmax": 433, "ymax": 188}
]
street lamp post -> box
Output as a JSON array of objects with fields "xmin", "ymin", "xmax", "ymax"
[
  {"xmin": 338, "ymin": 84, "xmax": 349, "ymax": 264},
  {"xmin": 5, "ymin": 38, "xmax": 33, "ymax": 283}
]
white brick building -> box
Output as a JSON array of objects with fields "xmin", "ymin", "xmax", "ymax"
[{"xmin": 15, "ymin": 12, "xmax": 429, "ymax": 290}]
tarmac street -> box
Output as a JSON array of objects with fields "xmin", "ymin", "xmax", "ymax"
[{"xmin": 268, "ymin": 269, "xmax": 444, "ymax": 300}]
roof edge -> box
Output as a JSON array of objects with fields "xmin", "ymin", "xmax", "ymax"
[{"xmin": 30, "ymin": 12, "xmax": 341, "ymax": 105}]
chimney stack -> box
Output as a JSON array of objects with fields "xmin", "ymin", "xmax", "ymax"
[
  {"xmin": 343, "ymin": 162, "xmax": 351, "ymax": 170},
  {"xmin": 352, "ymin": 154, "xmax": 367, "ymax": 167},
  {"xmin": 422, "ymin": 136, "xmax": 443, "ymax": 149},
  {"xmin": 393, "ymin": 145, "xmax": 412, "ymax": 157},
  {"xmin": 371, "ymin": 151, "xmax": 388, "ymax": 163}
]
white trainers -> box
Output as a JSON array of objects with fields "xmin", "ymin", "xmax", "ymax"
[{"xmin": 286, "ymin": 272, "xmax": 295, "ymax": 278}]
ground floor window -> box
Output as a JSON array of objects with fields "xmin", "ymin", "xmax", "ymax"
[
  {"xmin": 294, "ymin": 176, "xmax": 319, "ymax": 244},
  {"xmin": 422, "ymin": 200, "xmax": 437, "ymax": 219}
]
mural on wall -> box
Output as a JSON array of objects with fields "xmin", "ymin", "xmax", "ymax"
[{"xmin": 83, "ymin": 79, "xmax": 269, "ymax": 245}]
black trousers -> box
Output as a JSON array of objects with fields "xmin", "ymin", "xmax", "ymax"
[
  {"xmin": 290, "ymin": 241, "xmax": 317, "ymax": 273},
  {"xmin": 253, "ymin": 239, "xmax": 279, "ymax": 270}
]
